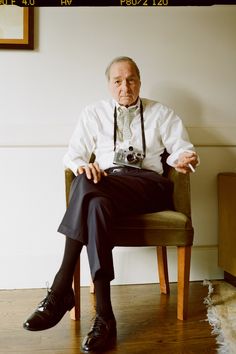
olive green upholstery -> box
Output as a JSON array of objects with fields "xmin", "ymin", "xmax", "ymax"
[{"xmin": 65, "ymin": 160, "xmax": 194, "ymax": 321}]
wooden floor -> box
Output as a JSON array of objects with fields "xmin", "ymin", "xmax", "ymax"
[{"xmin": 0, "ymin": 282, "xmax": 216, "ymax": 354}]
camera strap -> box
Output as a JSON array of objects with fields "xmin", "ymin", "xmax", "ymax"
[{"xmin": 113, "ymin": 99, "xmax": 146, "ymax": 157}]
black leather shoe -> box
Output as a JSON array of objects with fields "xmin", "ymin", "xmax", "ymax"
[
  {"xmin": 82, "ymin": 315, "xmax": 117, "ymax": 352},
  {"xmin": 23, "ymin": 288, "xmax": 75, "ymax": 331}
]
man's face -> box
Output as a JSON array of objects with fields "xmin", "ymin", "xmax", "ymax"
[{"xmin": 108, "ymin": 61, "xmax": 141, "ymax": 107}]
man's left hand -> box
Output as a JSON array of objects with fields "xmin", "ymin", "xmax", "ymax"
[{"xmin": 174, "ymin": 152, "xmax": 198, "ymax": 174}]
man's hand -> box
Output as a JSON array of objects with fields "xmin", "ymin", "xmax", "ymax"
[
  {"xmin": 78, "ymin": 162, "xmax": 108, "ymax": 183},
  {"xmin": 174, "ymin": 152, "xmax": 198, "ymax": 174}
]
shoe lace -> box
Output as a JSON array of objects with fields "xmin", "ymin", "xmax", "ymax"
[
  {"xmin": 38, "ymin": 289, "xmax": 57, "ymax": 311},
  {"xmin": 91, "ymin": 315, "xmax": 107, "ymax": 335}
]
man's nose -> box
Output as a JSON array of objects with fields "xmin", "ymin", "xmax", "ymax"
[{"xmin": 121, "ymin": 80, "xmax": 129, "ymax": 91}]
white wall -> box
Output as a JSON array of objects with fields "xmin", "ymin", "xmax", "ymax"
[{"xmin": 1, "ymin": 6, "xmax": 236, "ymax": 289}]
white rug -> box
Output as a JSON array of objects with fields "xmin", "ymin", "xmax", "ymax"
[{"xmin": 204, "ymin": 280, "xmax": 236, "ymax": 354}]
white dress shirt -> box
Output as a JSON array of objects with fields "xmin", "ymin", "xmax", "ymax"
[{"xmin": 63, "ymin": 97, "xmax": 195, "ymax": 175}]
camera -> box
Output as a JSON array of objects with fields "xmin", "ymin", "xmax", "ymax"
[{"xmin": 113, "ymin": 146, "xmax": 144, "ymax": 169}]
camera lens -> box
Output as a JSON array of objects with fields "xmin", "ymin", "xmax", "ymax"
[
  {"xmin": 128, "ymin": 146, "xmax": 134, "ymax": 151},
  {"xmin": 126, "ymin": 154, "xmax": 135, "ymax": 162}
]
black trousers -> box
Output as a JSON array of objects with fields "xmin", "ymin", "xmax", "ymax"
[{"xmin": 57, "ymin": 167, "xmax": 173, "ymax": 281}]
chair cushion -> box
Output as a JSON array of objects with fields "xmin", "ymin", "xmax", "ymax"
[
  {"xmin": 115, "ymin": 210, "xmax": 192, "ymax": 230},
  {"xmin": 112, "ymin": 210, "xmax": 193, "ymax": 247}
]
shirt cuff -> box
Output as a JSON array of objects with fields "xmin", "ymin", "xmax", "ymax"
[{"xmin": 167, "ymin": 149, "xmax": 199, "ymax": 167}]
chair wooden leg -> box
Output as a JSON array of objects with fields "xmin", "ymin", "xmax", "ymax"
[
  {"xmin": 90, "ymin": 280, "xmax": 95, "ymax": 294},
  {"xmin": 156, "ymin": 246, "xmax": 170, "ymax": 294},
  {"xmin": 70, "ymin": 257, "xmax": 80, "ymax": 320},
  {"xmin": 177, "ymin": 245, "xmax": 191, "ymax": 320}
]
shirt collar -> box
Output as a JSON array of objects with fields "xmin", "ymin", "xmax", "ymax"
[{"xmin": 114, "ymin": 98, "xmax": 140, "ymax": 112}]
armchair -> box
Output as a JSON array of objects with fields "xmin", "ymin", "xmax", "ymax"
[{"xmin": 64, "ymin": 158, "xmax": 194, "ymax": 321}]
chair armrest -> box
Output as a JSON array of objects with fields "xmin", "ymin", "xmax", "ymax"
[
  {"xmin": 65, "ymin": 169, "xmax": 76, "ymax": 207},
  {"xmin": 167, "ymin": 167, "xmax": 191, "ymax": 219}
]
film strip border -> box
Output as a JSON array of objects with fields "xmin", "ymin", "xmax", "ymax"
[{"xmin": 1, "ymin": 0, "xmax": 236, "ymax": 7}]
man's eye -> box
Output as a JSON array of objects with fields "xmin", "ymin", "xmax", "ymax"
[{"xmin": 114, "ymin": 80, "xmax": 121, "ymax": 85}]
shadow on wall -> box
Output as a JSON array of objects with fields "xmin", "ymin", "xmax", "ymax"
[
  {"xmin": 150, "ymin": 82, "xmax": 236, "ymax": 148},
  {"xmin": 149, "ymin": 82, "xmax": 203, "ymax": 127}
]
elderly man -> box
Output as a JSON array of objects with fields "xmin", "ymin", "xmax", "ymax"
[{"xmin": 23, "ymin": 56, "xmax": 198, "ymax": 352}]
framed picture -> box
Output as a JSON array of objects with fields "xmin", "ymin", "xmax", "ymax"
[{"xmin": 0, "ymin": 7, "xmax": 34, "ymax": 49}]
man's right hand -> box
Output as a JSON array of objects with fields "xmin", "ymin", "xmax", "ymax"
[{"xmin": 78, "ymin": 162, "xmax": 108, "ymax": 184}]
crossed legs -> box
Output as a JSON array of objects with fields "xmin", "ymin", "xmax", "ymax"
[{"xmin": 23, "ymin": 169, "xmax": 173, "ymax": 351}]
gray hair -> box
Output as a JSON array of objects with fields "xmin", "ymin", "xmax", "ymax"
[{"xmin": 105, "ymin": 56, "xmax": 140, "ymax": 81}]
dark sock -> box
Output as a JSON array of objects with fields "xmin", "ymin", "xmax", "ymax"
[
  {"xmin": 51, "ymin": 236, "xmax": 83, "ymax": 295},
  {"xmin": 94, "ymin": 271, "xmax": 114, "ymax": 320}
]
